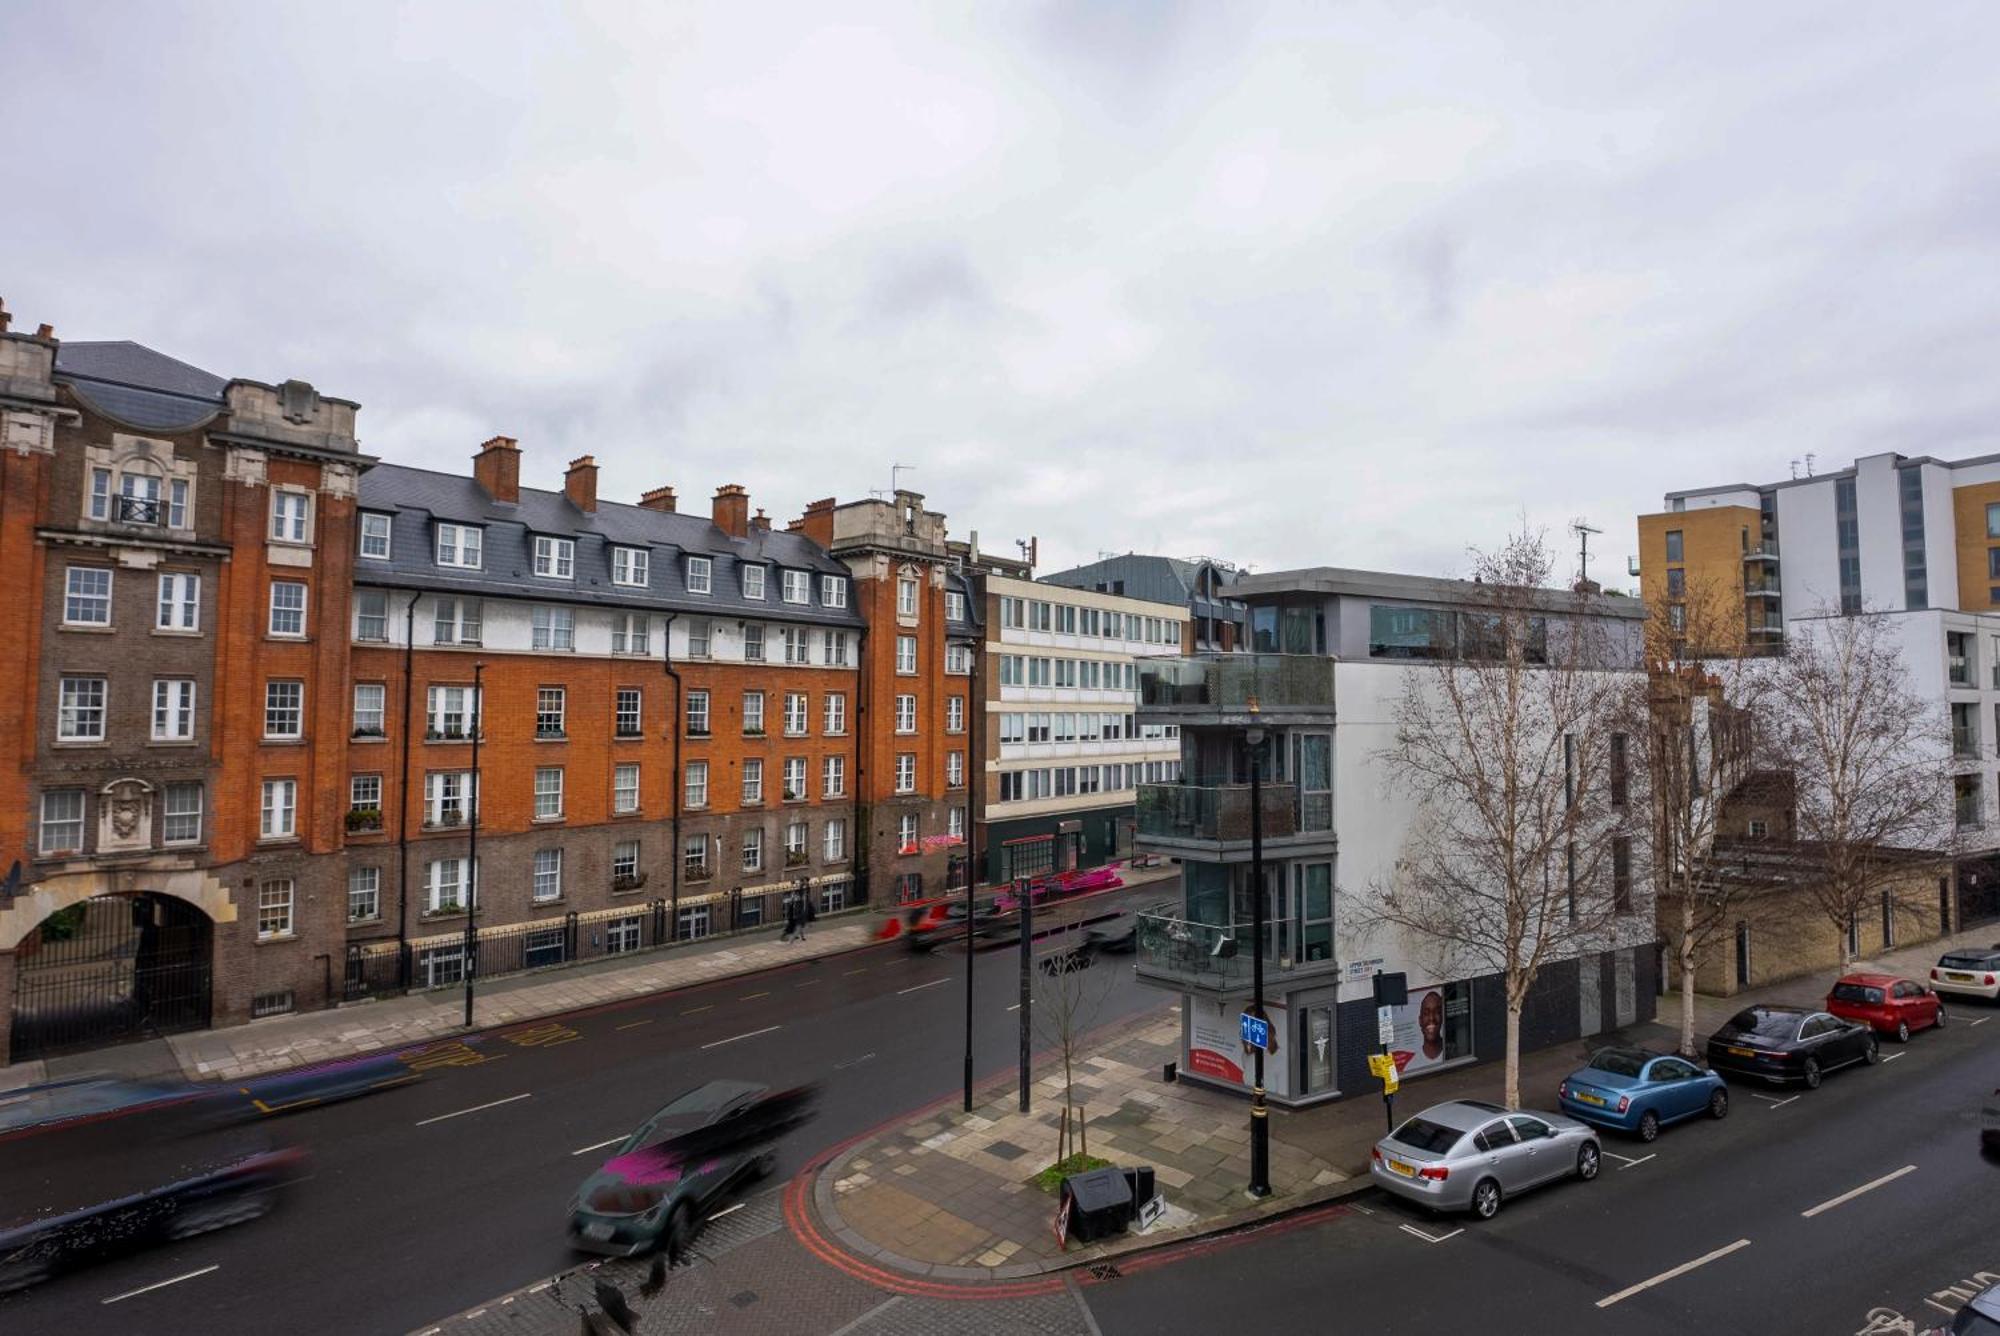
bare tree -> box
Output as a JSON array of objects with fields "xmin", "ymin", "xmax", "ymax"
[
  {"xmin": 1624, "ymin": 574, "xmax": 1771, "ymax": 1056},
  {"xmin": 1033, "ymin": 925, "xmax": 1117, "ymax": 1167},
  {"xmin": 1764, "ymin": 609, "xmax": 1954, "ymax": 966},
  {"xmin": 1365, "ymin": 527, "xmax": 1638, "ymax": 1107}
]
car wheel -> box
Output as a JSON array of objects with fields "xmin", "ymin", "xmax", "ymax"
[
  {"xmin": 1708, "ymin": 1088, "xmax": 1729, "ymax": 1120},
  {"xmin": 1471, "ymin": 1178, "xmax": 1502, "ymax": 1220},
  {"xmin": 664, "ymin": 1204, "xmax": 696, "ymax": 1268},
  {"xmin": 1895, "ymin": 1020, "xmax": 1911, "ymax": 1043},
  {"xmin": 1864, "ymin": 1036, "xmax": 1881, "ymax": 1065},
  {"xmin": 1637, "ymin": 1110, "xmax": 1660, "ymax": 1143},
  {"xmin": 1577, "ymin": 1143, "xmax": 1600, "ymax": 1181},
  {"xmin": 1935, "ymin": 1006, "xmax": 1948, "ymax": 1029},
  {"xmin": 1803, "ymin": 1057, "xmax": 1822, "ymax": 1089},
  {"xmin": 167, "ymin": 1190, "xmax": 273, "ymax": 1240}
]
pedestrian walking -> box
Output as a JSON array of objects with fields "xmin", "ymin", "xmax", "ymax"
[
  {"xmin": 781, "ymin": 894, "xmax": 799, "ymax": 943},
  {"xmin": 801, "ymin": 889, "xmax": 817, "ymax": 940}
]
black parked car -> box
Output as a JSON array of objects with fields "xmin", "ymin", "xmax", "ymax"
[{"xmin": 1705, "ymin": 1004, "xmax": 1879, "ymax": 1088}]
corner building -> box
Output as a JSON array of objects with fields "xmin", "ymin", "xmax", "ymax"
[{"xmin": 0, "ymin": 312, "xmax": 366, "ymax": 1063}]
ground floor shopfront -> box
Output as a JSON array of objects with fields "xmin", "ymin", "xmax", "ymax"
[
  {"xmin": 978, "ymin": 803, "xmax": 1134, "ymax": 885},
  {"xmin": 1167, "ymin": 944, "xmax": 1660, "ymax": 1108}
]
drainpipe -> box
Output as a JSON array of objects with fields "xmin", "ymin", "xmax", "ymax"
[
  {"xmin": 661, "ymin": 613, "xmax": 681, "ymax": 940},
  {"xmin": 395, "ymin": 591, "xmax": 419, "ymax": 985}
]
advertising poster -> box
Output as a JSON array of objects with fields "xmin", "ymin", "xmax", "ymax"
[
  {"xmin": 1185, "ymin": 1002, "xmax": 1286, "ymax": 1088},
  {"xmin": 1387, "ymin": 982, "xmax": 1471, "ymax": 1076}
]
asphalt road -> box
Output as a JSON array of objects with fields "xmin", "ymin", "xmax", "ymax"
[
  {"xmin": 1080, "ymin": 999, "xmax": 2000, "ymax": 1336},
  {"xmin": 1, "ymin": 894, "xmax": 1162, "ymax": 1336}
]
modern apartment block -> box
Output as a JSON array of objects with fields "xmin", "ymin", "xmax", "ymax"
[
  {"xmin": 974, "ymin": 574, "xmax": 1186, "ymax": 883},
  {"xmin": 1131, "ymin": 567, "xmax": 1655, "ymax": 1107},
  {"xmin": 0, "ymin": 313, "xmax": 368, "ymax": 1063},
  {"xmin": 340, "ymin": 449, "xmax": 866, "ymax": 995},
  {"xmin": 1639, "ymin": 451, "xmax": 2000, "ymax": 928},
  {"xmin": 1040, "ymin": 553, "xmax": 1247, "ymax": 652}
]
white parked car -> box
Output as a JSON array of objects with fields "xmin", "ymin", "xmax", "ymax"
[{"xmin": 1931, "ymin": 947, "xmax": 2000, "ymax": 1002}]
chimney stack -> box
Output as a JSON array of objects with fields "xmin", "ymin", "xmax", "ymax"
[
  {"xmin": 795, "ymin": 497, "xmax": 835, "ymax": 549},
  {"xmin": 638, "ymin": 485, "xmax": 677, "ymax": 513},
  {"xmin": 712, "ymin": 484, "xmax": 750, "ymax": 538},
  {"xmin": 0, "ymin": 298, "xmax": 10, "ymax": 333},
  {"xmin": 564, "ymin": 454, "xmax": 599, "ymax": 513},
  {"xmin": 472, "ymin": 436, "xmax": 521, "ymax": 504},
  {"xmin": 751, "ymin": 507, "xmax": 771, "ymax": 532}
]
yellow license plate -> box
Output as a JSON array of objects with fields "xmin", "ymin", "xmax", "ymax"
[
  {"xmin": 1949, "ymin": 972, "xmax": 1975, "ymax": 982},
  {"xmin": 1576, "ymin": 1091, "xmax": 1605, "ymax": 1106},
  {"xmin": 1727, "ymin": 1046, "xmax": 1754, "ymax": 1058},
  {"xmin": 1388, "ymin": 1158, "xmax": 1416, "ymax": 1178}
]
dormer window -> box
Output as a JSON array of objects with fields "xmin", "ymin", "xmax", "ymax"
[
  {"xmin": 612, "ymin": 546, "xmax": 650, "ymax": 588},
  {"xmin": 821, "ymin": 575, "xmax": 846, "ymax": 608},
  {"xmin": 686, "ymin": 556, "xmax": 712, "ymax": 594},
  {"xmin": 360, "ymin": 513, "xmax": 393, "ymax": 559},
  {"xmin": 743, "ymin": 565, "xmax": 766, "ymax": 600},
  {"xmin": 436, "ymin": 523, "xmax": 483, "ymax": 569},
  {"xmin": 781, "ymin": 570, "xmax": 809, "ymax": 604},
  {"xmin": 534, "ymin": 536, "xmax": 575, "ymax": 579}
]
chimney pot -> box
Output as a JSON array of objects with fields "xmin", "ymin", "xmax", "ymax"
[
  {"xmin": 638, "ymin": 485, "xmax": 678, "ymax": 513},
  {"xmin": 0, "ymin": 298, "xmax": 10, "ymax": 333},
  {"xmin": 712, "ymin": 484, "xmax": 751, "ymax": 538},
  {"xmin": 564, "ymin": 454, "xmax": 599, "ymax": 513},
  {"xmin": 35, "ymin": 323, "xmax": 54, "ymax": 340},
  {"xmin": 472, "ymin": 435, "xmax": 522, "ymax": 504},
  {"xmin": 794, "ymin": 496, "xmax": 836, "ymax": 549}
]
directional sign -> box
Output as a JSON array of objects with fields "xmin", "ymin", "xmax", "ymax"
[
  {"xmin": 1376, "ymin": 1005, "xmax": 1396, "ymax": 1048},
  {"xmin": 1239, "ymin": 1011, "xmax": 1272, "ymax": 1053}
]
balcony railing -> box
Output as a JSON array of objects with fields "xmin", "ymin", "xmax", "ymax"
[
  {"xmin": 1137, "ymin": 783, "xmax": 1297, "ymax": 843},
  {"xmin": 1136, "ymin": 653, "xmax": 1335, "ymax": 715},
  {"xmin": 117, "ymin": 496, "xmax": 166, "ymax": 525},
  {"xmin": 1133, "ymin": 902, "xmax": 1338, "ymax": 991},
  {"xmin": 1743, "ymin": 540, "xmax": 1780, "ymax": 561}
]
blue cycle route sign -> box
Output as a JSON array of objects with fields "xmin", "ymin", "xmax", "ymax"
[{"xmin": 1239, "ymin": 1011, "xmax": 1271, "ymax": 1052}]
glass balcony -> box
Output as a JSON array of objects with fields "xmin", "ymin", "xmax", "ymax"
[
  {"xmin": 1743, "ymin": 540, "xmax": 1780, "ymax": 561},
  {"xmin": 1136, "ymin": 653, "xmax": 1335, "ymax": 721},
  {"xmin": 1133, "ymin": 901, "xmax": 1338, "ymax": 992},
  {"xmin": 1137, "ymin": 782, "xmax": 1296, "ymax": 843}
]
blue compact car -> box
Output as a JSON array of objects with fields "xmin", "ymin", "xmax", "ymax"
[{"xmin": 1556, "ymin": 1047, "xmax": 1729, "ymax": 1142}]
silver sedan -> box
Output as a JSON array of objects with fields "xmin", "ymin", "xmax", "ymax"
[{"xmin": 1369, "ymin": 1098, "xmax": 1601, "ymax": 1219}]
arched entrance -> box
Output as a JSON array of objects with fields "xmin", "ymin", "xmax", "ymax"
[{"xmin": 10, "ymin": 893, "xmax": 213, "ymax": 1062}]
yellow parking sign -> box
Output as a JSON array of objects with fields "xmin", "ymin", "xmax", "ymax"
[{"xmin": 1367, "ymin": 1054, "xmax": 1394, "ymax": 1079}]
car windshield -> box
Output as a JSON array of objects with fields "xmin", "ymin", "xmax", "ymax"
[
  {"xmin": 1390, "ymin": 1117, "xmax": 1464, "ymax": 1154},
  {"xmin": 1724, "ymin": 1010, "xmax": 1798, "ymax": 1038},
  {"xmin": 1941, "ymin": 953, "xmax": 2000, "ymax": 970},
  {"xmin": 583, "ymin": 1182, "xmax": 665, "ymax": 1215},
  {"xmin": 1587, "ymin": 1050, "xmax": 1647, "ymax": 1078},
  {"xmin": 1831, "ymin": 983, "xmax": 1884, "ymax": 1004}
]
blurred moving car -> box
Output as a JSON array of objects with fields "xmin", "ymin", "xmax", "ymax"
[
  {"xmin": 1368, "ymin": 1099, "xmax": 1599, "ymax": 1220},
  {"xmin": 1984, "ymin": 1086, "xmax": 2000, "ymax": 1154},
  {"xmin": 232, "ymin": 1052, "xmax": 420, "ymax": 1116},
  {"xmin": 0, "ymin": 1078, "xmax": 306, "ymax": 1294},
  {"xmin": 568, "ymin": 1080, "xmax": 776, "ymax": 1259},
  {"xmin": 1826, "ymin": 974, "xmax": 1946, "ymax": 1042},
  {"xmin": 1705, "ymin": 1005, "xmax": 1878, "ymax": 1088},
  {"xmin": 1931, "ymin": 946, "xmax": 2000, "ymax": 1003},
  {"xmin": 1556, "ymin": 1047, "xmax": 1729, "ymax": 1141},
  {"xmin": 1923, "ymin": 1281, "xmax": 2000, "ymax": 1334}
]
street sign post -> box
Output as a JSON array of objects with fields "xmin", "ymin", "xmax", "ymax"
[
  {"xmin": 1371, "ymin": 970, "xmax": 1408, "ymax": 1134},
  {"xmin": 1239, "ymin": 1010, "xmax": 1272, "ymax": 1054},
  {"xmin": 1376, "ymin": 1005, "xmax": 1395, "ymax": 1047}
]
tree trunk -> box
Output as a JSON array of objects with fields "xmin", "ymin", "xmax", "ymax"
[
  {"xmin": 1503, "ymin": 996, "xmax": 1523, "ymax": 1109},
  {"xmin": 1679, "ymin": 945, "xmax": 1699, "ymax": 1058}
]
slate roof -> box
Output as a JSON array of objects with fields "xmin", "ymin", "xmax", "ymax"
[
  {"xmin": 356, "ymin": 463, "xmax": 864, "ymax": 626},
  {"xmin": 53, "ymin": 341, "xmax": 227, "ymax": 432}
]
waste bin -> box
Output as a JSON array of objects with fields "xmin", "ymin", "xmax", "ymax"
[
  {"xmin": 1062, "ymin": 1166, "xmax": 1134, "ymax": 1243},
  {"xmin": 1121, "ymin": 1165, "xmax": 1156, "ymax": 1210}
]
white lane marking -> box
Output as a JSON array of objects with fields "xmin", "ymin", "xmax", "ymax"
[
  {"xmin": 528, "ymin": 1283, "xmax": 552, "ymax": 1294},
  {"xmin": 615, "ymin": 1019, "xmax": 653, "ymax": 1030},
  {"xmin": 571, "ymin": 1136, "xmax": 626, "ymax": 1156},
  {"xmin": 1596, "ymin": 1238, "xmax": 1752, "ymax": 1309},
  {"xmin": 795, "ymin": 979, "xmax": 821, "ymax": 988},
  {"xmin": 1881, "ymin": 1052, "xmax": 1905, "ymax": 1063},
  {"xmin": 845, "ymin": 967, "xmax": 869, "ymax": 976},
  {"xmin": 1351, "ymin": 1203, "xmax": 1378, "ymax": 1216},
  {"xmin": 834, "ymin": 1052, "xmax": 876, "ymax": 1070},
  {"xmin": 701, "ymin": 1024, "xmax": 781, "ymax": 1050},
  {"xmin": 682, "ymin": 1004, "xmax": 713, "ymax": 1015},
  {"xmin": 740, "ymin": 991, "xmax": 770, "ymax": 1001},
  {"xmin": 1398, "ymin": 1223, "xmax": 1463, "ymax": 1244},
  {"xmin": 707, "ymin": 1202, "xmax": 746, "ymax": 1222},
  {"xmin": 465, "ymin": 1309, "xmax": 486, "ymax": 1319},
  {"xmin": 1601, "ymin": 1150, "xmax": 1646, "ymax": 1165},
  {"xmin": 1929, "ymin": 1297, "xmax": 1962, "ymax": 1315},
  {"xmin": 102, "ymin": 1265, "xmax": 221, "ymax": 1304},
  {"xmin": 1747, "ymin": 1092, "xmax": 1787, "ymax": 1104},
  {"xmin": 1607, "ymin": 1152, "xmax": 1657, "ymax": 1170},
  {"xmin": 897, "ymin": 978, "xmax": 950, "ymax": 995},
  {"xmin": 1006, "ymin": 1003, "xmax": 1021, "ymax": 1012},
  {"xmin": 416, "ymin": 1092, "xmax": 532, "ymax": 1126},
  {"xmin": 1971, "ymin": 1017, "xmax": 1990, "ymax": 1027},
  {"xmin": 1800, "ymin": 1164, "xmax": 1919, "ymax": 1219}
]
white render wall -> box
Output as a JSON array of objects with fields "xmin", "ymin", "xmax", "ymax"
[
  {"xmin": 1776, "ymin": 476, "xmax": 1844, "ymax": 615},
  {"xmin": 1855, "ymin": 453, "xmax": 1906, "ymax": 612},
  {"xmin": 1919, "ymin": 462, "xmax": 1961, "ymax": 610}
]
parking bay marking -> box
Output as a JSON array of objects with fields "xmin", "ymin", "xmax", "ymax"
[
  {"xmin": 102, "ymin": 1265, "xmax": 221, "ymax": 1305},
  {"xmin": 571, "ymin": 1136, "xmax": 627, "ymax": 1156},
  {"xmin": 1398, "ymin": 1223, "xmax": 1463, "ymax": 1244},
  {"xmin": 1596, "ymin": 1238, "xmax": 1752, "ymax": 1309},
  {"xmin": 1603, "ymin": 1151, "xmax": 1656, "ymax": 1170},
  {"xmin": 701, "ymin": 1024, "xmax": 782, "ymax": 1050},
  {"xmin": 1971, "ymin": 1017, "xmax": 1990, "ymax": 1027},
  {"xmin": 1801, "ymin": 1164, "xmax": 1918, "ymax": 1219},
  {"xmin": 1748, "ymin": 1093, "xmax": 1800, "ymax": 1109},
  {"xmin": 1881, "ymin": 1051, "xmax": 1905, "ymax": 1062},
  {"xmin": 897, "ymin": 977, "xmax": 950, "ymax": 995},
  {"xmin": 416, "ymin": 1092, "xmax": 532, "ymax": 1126}
]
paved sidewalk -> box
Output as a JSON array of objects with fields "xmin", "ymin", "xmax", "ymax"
[{"xmin": 0, "ymin": 916, "xmax": 881, "ymax": 1092}]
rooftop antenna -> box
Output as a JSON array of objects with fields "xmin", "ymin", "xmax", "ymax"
[
  {"xmin": 1790, "ymin": 459, "xmax": 1800, "ymax": 480},
  {"xmin": 1804, "ymin": 452, "xmax": 1816, "ymax": 477},
  {"xmin": 891, "ymin": 462, "xmax": 915, "ymax": 494},
  {"xmin": 1573, "ymin": 519, "xmax": 1603, "ymax": 587}
]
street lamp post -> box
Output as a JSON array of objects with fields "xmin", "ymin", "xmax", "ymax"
[
  {"xmin": 1246, "ymin": 720, "xmax": 1271, "ymax": 1198},
  {"xmin": 463, "ymin": 661, "xmax": 485, "ymax": 1028}
]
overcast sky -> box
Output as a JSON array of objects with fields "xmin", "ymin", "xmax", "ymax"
[{"xmin": 7, "ymin": 3, "xmax": 2000, "ymax": 583}]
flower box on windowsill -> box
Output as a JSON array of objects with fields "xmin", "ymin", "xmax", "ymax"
[
  {"xmin": 687, "ymin": 728, "xmax": 712, "ymax": 740},
  {"xmin": 351, "ymin": 727, "xmax": 387, "ymax": 741},
  {"xmin": 614, "ymin": 728, "xmax": 644, "ymax": 740},
  {"xmin": 425, "ymin": 729, "xmax": 482, "ymax": 743},
  {"xmin": 743, "ymin": 728, "xmax": 766, "ymax": 738},
  {"xmin": 784, "ymin": 851, "xmax": 809, "ymax": 868},
  {"xmin": 612, "ymin": 871, "xmax": 649, "ymax": 893},
  {"xmin": 345, "ymin": 807, "xmax": 384, "ymax": 833},
  {"xmin": 685, "ymin": 867, "xmax": 713, "ymax": 883},
  {"xmin": 782, "ymin": 790, "xmax": 805, "ymax": 803},
  {"xmin": 424, "ymin": 812, "xmax": 466, "ymax": 830},
  {"xmin": 420, "ymin": 903, "xmax": 468, "ymax": 921}
]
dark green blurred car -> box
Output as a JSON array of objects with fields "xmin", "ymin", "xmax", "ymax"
[{"xmin": 566, "ymin": 1080, "xmax": 773, "ymax": 1258}]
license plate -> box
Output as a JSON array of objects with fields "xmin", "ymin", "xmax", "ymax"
[
  {"xmin": 1727, "ymin": 1046, "xmax": 1754, "ymax": 1058},
  {"xmin": 582, "ymin": 1222, "xmax": 615, "ymax": 1241},
  {"xmin": 1388, "ymin": 1158, "xmax": 1416, "ymax": 1178},
  {"xmin": 1948, "ymin": 972, "xmax": 1975, "ymax": 982},
  {"xmin": 1575, "ymin": 1091, "xmax": 1605, "ymax": 1106}
]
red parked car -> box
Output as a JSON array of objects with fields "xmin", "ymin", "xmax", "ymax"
[{"xmin": 1825, "ymin": 973, "xmax": 1946, "ymax": 1043}]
